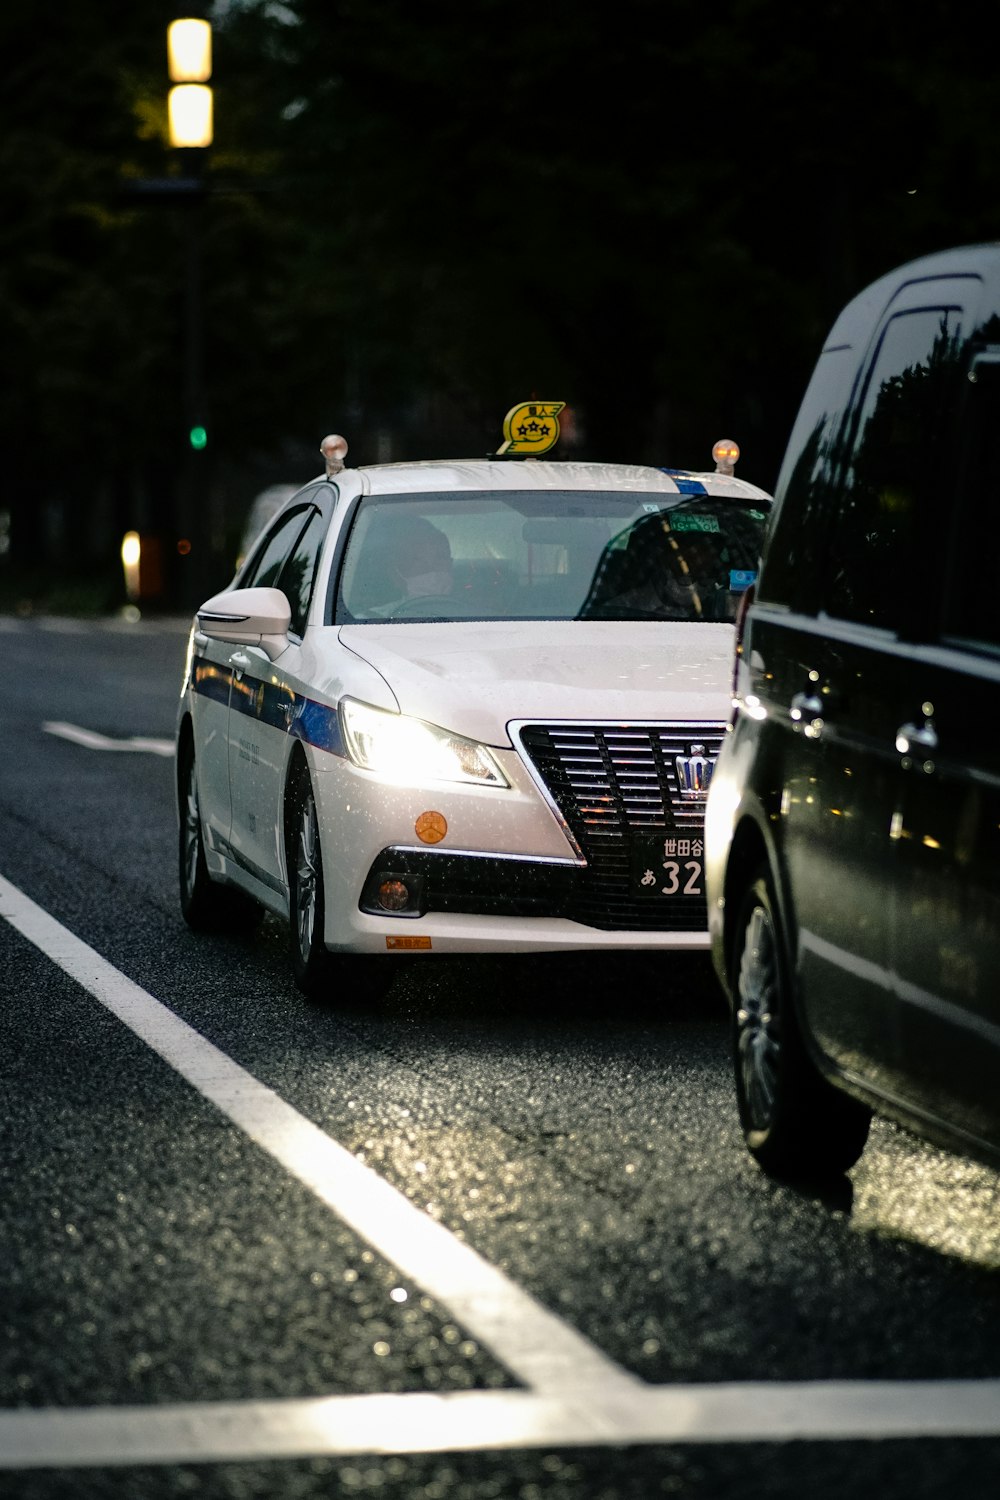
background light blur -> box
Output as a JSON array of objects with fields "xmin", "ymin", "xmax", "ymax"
[{"xmin": 1, "ymin": 0, "xmax": 998, "ymax": 613}]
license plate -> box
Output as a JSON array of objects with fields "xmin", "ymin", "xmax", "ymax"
[{"xmin": 630, "ymin": 833, "xmax": 705, "ymax": 899}]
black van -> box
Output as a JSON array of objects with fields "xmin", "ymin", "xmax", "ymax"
[{"xmin": 704, "ymin": 244, "xmax": 1000, "ymax": 1177}]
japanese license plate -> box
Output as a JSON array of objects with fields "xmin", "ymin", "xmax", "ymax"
[{"xmin": 630, "ymin": 832, "xmax": 705, "ymax": 899}]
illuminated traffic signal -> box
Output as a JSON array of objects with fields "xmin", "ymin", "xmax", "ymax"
[{"xmin": 189, "ymin": 424, "xmax": 208, "ymax": 450}]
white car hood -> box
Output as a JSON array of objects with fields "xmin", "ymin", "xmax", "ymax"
[{"xmin": 338, "ymin": 620, "xmax": 734, "ymax": 746}]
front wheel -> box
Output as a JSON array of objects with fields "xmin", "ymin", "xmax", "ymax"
[
  {"xmin": 287, "ymin": 763, "xmax": 393, "ymax": 1004},
  {"xmin": 730, "ymin": 869, "xmax": 872, "ymax": 1178},
  {"xmin": 288, "ymin": 765, "xmax": 333, "ymax": 997}
]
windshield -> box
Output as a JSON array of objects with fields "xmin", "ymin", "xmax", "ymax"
[{"xmin": 333, "ymin": 490, "xmax": 768, "ymax": 624}]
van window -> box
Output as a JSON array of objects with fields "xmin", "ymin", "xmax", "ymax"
[
  {"xmin": 942, "ymin": 357, "xmax": 1000, "ymax": 652},
  {"xmin": 824, "ymin": 309, "xmax": 964, "ymax": 631},
  {"xmin": 757, "ymin": 344, "xmax": 857, "ymax": 613}
]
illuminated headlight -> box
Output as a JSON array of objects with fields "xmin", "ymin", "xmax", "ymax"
[{"xmin": 339, "ymin": 698, "xmax": 509, "ymax": 787}]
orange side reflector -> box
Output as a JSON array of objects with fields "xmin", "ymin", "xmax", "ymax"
[
  {"xmin": 415, "ymin": 811, "xmax": 447, "ymax": 844},
  {"xmin": 385, "ymin": 935, "xmax": 432, "ymax": 951}
]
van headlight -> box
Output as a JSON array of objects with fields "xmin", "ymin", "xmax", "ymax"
[{"xmin": 339, "ymin": 698, "xmax": 509, "ymax": 787}]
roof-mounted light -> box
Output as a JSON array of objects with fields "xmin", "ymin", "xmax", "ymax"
[
  {"xmin": 320, "ymin": 434, "xmax": 349, "ymax": 476},
  {"xmin": 712, "ymin": 438, "xmax": 740, "ymax": 476}
]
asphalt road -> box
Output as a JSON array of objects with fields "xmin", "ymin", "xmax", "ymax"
[{"xmin": 1, "ymin": 612, "xmax": 999, "ymax": 1500}]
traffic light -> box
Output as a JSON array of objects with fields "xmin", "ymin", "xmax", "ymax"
[{"xmin": 189, "ymin": 424, "xmax": 208, "ymax": 451}]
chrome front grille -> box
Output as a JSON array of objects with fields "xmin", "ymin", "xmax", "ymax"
[
  {"xmin": 517, "ymin": 722, "xmax": 726, "ymax": 843},
  {"xmin": 514, "ymin": 721, "xmax": 727, "ymax": 931}
]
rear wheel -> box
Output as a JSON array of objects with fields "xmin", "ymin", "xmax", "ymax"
[
  {"xmin": 287, "ymin": 762, "xmax": 392, "ymax": 1004},
  {"xmin": 731, "ymin": 869, "xmax": 871, "ymax": 1178}
]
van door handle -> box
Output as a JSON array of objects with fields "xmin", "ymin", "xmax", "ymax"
[{"xmin": 896, "ymin": 720, "xmax": 938, "ymax": 753}]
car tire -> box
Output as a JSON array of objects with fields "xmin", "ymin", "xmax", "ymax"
[
  {"xmin": 730, "ymin": 868, "xmax": 872, "ymax": 1178},
  {"xmin": 287, "ymin": 762, "xmax": 393, "ymax": 1004},
  {"xmin": 179, "ymin": 737, "xmax": 262, "ymax": 932}
]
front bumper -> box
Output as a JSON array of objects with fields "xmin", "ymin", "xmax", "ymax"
[
  {"xmin": 360, "ymin": 844, "xmax": 710, "ymax": 933},
  {"xmin": 312, "ymin": 718, "xmax": 724, "ymax": 955}
]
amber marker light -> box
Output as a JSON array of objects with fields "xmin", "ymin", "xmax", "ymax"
[
  {"xmin": 712, "ymin": 438, "xmax": 740, "ymax": 475},
  {"xmin": 415, "ymin": 811, "xmax": 447, "ymax": 844}
]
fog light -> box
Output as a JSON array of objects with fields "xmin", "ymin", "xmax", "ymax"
[{"xmin": 378, "ymin": 879, "xmax": 411, "ymax": 912}]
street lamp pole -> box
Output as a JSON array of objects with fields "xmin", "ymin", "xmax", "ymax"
[{"xmin": 167, "ymin": 18, "xmax": 213, "ymax": 607}]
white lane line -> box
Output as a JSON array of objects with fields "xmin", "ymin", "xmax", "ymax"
[
  {"xmin": 0, "ymin": 871, "xmax": 636, "ymax": 1403},
  {"xmin": 41, "ymin": 721, "xmax": 175, "ymax": 758},
  {"xmin": 3, "ymin": 870, "xmax": 999, "ymax": 1469},
  {"xmin": 3, "ymin": 1381, "xmax": 1000, "ymax": 1470},
  {"xmin": 36, "ymin": 618, "xmax": 88, "ymax": 633}
]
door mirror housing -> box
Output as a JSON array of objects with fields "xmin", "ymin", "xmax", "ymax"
[{"xmin": 196, "ymin": 586, "xmax": 291, "ymax": 660}]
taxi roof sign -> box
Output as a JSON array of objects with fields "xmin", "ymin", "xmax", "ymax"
[{"xmin": 497, "ymin": 401, "xmax": 565, "ymax": 457}]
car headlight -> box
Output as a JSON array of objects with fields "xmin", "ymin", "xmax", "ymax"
[{"xmin": 339, "ymin": 698, "xmax": 509, "ymax": 787}]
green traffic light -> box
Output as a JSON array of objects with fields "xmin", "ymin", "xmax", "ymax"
[{"xmin": 189, "ymin": 425, "xmax": 208, "ymax": 450}]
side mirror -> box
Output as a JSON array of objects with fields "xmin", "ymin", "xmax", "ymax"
[{"xmin": 196, "ymin": 586, "xmax": 291, "ymax": 661}]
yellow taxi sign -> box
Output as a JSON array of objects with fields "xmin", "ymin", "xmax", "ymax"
[{"xmin": 497, "ymin": 401, "xmax": 565, "ymax": 457}]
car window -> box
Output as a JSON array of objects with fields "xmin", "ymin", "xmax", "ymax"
[
  {"xmin": 824, "ymin": 308, "xmax": 964, "ymax": 630},
  {"xmin": 242, "ymin": 507, "xmax": 313, "ymax": 591},
  {"xmin": 235, "ymin": 484, "xmax": 298, "ymax": 570},
  {"xmin": 281, "ymin": 508, "xmax": 328, "ymax": 637},
  {"xmin": 334, "ymin": 491, "xmax": 768, "ymax": 624}
]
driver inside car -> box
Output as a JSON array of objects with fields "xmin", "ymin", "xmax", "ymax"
[
  {"xmin": 390, "ymin": 517, "xmax": 454, "ymax": 601},
  {"xmin": 352, "ymin": 515, "xmax": 454, "ymax": 615}
]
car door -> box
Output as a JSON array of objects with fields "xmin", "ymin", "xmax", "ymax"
[
  {"xmin": 189, "ymin": 622, "xmax": 237, "ymax": 858},
  {"xmin": 779, "ymin": 307, "xmax": 959, "ymax": 1080},
  {"xmin": 789, "ymin": 302, "xmax": 968, "ymax": 1090},
  {"xmin": 228, "ymin": 499, "xmax": 331, "ymax": 891},
  {"xmin": 781, "ymin": 624, "xmax": 904, "ymax": 1083},
  {"xmin": 889, "ymin": 352, "xmax": 1000, "ymax": 1150}
]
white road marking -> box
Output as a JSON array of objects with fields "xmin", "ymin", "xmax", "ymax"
[
  {"xmin": 35, "ymin": 617, "xmax": 88, "ymax": 633},
  {"xmin": 2, "ymin": 869, "xmax": 998, "ymax": 1469},
  {"xmin": 41, "ymin": 721, "xmax": 175, "ymax": 758},
  {"xmin": 2, "ymin": 1381, "xmax": 1000, "ymax": 1470},
  {"xmin": 0, "ymin": 872, "xmax": 637, "ymax": 1407},
  {"xmin": 0, "ymin": 614, "xmax": 190, "ymax": 635}
]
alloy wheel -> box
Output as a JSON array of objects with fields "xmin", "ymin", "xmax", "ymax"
[
  {"xmin": 182, "ymin": 759, "xmax": 201, "ymax": 900},
  {"xmin": 295, "ymin": 791, "xmax": 319, "ymax": 961},
  {"xmin": 735, "ymin": 902, "xmax": 782, "ymax": 1131}
]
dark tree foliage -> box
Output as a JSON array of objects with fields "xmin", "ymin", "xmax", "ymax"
[{"xmin": 1, "ymin": 0, "xmax": 998, "ymax": 601}]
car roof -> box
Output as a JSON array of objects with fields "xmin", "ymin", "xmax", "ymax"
[{"xmin": 316, "ymin": 458, "xmax": 772, "ymax": 504}]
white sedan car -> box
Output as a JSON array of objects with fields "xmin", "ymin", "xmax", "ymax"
[{"xmin": 176, "ymin": 422, "xmax": 771, "ymax": 998}]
